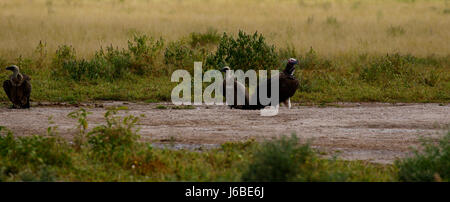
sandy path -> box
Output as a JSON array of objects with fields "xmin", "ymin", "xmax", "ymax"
[{"xmin": 0, "ymin": 102, "xmax": 449, "ymax": 164}]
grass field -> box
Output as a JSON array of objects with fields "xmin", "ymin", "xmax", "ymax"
[
  {"xmin": 1, "ymin": 0, "xmax": 449, "ymax": 58},
  {"xmin": 0, "ymin": 0, "xmax": 449, "ymax": 104}
]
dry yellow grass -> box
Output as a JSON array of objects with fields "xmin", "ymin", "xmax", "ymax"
[{"xmin": 0, "ymin": 0, "xmax": 449, "ymax": 60}]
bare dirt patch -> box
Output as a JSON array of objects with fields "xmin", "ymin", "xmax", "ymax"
[{"xmin": 0, "ymin": 102, "xmax": 448, "ymax": 164}]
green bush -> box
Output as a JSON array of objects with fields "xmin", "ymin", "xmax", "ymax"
[
  {"xmin": 164, "ymin": 40, "xmax": 196, "ymax": 67},
  {"xmin": 206, "ymin": 30, "xmax": 279, "ymax": 71},
  {"xmin": 87, "ymin": 109, "xmax": 141, "ymax": 162},
  {"xmin": 396, "ymin": 132, "xmax": 450, "ymax": 182},
  {"xmin": 52, "ymin": 44, "xmax": 76, "ymax": 67},
  {"xmin": 240, "ymin": 134, "xmax": 385, "ymax": 182},
  {"xmin": 164, "ymin": 40, "xmax": 208, "ymax": 72},
  {"xmin": 242, "ymin": 134, "xmax": 317, "ymax": 181},
  {"xmin": 126, "ymin": 34, "xmax": 164, "ymax": 74},
  {"xmin": 52, "ymin": 34, "xmax": 163, "ymax": 81},
  {"xmin": 0, "ymin": 126, "xmax": 72, "ymax": 168}
]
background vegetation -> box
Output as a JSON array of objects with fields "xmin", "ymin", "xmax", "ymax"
[
  {"xmin": 0, "ymin": 30, "xmax": 448, "ymax": 104},
  {"xmin": 0, "ymin": 0, "xmax": 449, "ymax": 104}
]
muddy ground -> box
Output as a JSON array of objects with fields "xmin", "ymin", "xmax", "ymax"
[{"xmin": 0, "ymin": 102, "xmax": 448, "ymax": 164}]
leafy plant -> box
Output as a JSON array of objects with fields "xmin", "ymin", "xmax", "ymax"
[
  {"xmin": 242, "ymin": 134, "xmax": 317, "ymax": 181},
  {"xmin": 0, "ymin": 126, "xmax": 72, "ymax": 169},
  {"xmin": 206, "ymin": 31, "xmax": 279, "ymax": 71},
  {"xmin": 68, "ymin": 108, "xmax": 92, "ymax": 151},
  {"xmin": 87, "ymin": 108, "xmax": 141, "ymax": 163},
  {"xmin": 396, "ymin": 132, "xmax": 450, "ymax": 182},
  {"xmin": 52, "ymin": 34, "xmax": 164, "ymax": 81}
]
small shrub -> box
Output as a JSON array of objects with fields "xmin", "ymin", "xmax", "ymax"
[
  {"xmin": 52, "ymin": 44, "xmax": 76, "ymax": 68},
  {"xmin": 0, "ymin": 126, "xmax": 72, "ymax": 168},
  {"xmin": 241, "ymin": 134, "xmax": 316, "ymax": 181},
  {"xmin": 396, "ymin": 132, "xmax": 450, "ymax": 182},
  {"xmin": 155, "ymin": 105, "xmax": 167, "ymax": 109},
  {"xmin": 127, "ymin": 34, "xmax": 164, "ymax": 74},
  {"xmin": 68, "ymin": 108, "xmax": 91, "ymax": 151},
  {"xmin": 190, "ymin": 28, "xmax": 221, "ymax": 48},
  {"xmin": 87, "ymin": 108, "xmax": 141, "ymax": 162},
  {"xmin": 164, "ymin": 41, "xmax": 195, "ymax": 67},
  {"xmin": 206, "ymin": 31, "xmax": 279, "ymax": 71},
  {"xmin": 164, "ymin": 39, "xmax": 208, "ymax": 73},
  {"xmin": 52, "ymin": 34, "xmax": 164, "ymax": 81}
]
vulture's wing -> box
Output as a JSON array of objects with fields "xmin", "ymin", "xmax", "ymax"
[
  {"xmin": 23, "ymin": 79, "xmax": 32, "ymax": 98},
  {"xmin": 278, "ymin": 73, "xmax": 299, "ymax": 102},
  {"xmin": 3, "ymin": 80, "xmax": 12, "ymax": 102},
  {"xmin": 22, "ymin": 75, "xmax": 32, "ymax": 108}
]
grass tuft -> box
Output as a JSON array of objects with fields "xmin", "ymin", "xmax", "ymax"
[{"xmin": 395, "ymin": 132, "xmax": 450, "ymax": 182}]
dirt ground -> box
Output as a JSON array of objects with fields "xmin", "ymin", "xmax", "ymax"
[{"xmin": 0, "ymin": 102, "xmax": 448, "ymax": 164}]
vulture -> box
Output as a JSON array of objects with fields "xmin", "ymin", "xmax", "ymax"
[
  {"xmin": 249, "ymin": 58, "xmax": 299, "ymax": 110},
  {"xmin": 220, "ymin": 66, "xmax": 250, "ymax": 109},
  {"xmin": 3, "ymin": 65, "xmax": 32, "ymax": 109}
]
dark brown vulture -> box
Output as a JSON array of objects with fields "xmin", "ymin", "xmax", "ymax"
[
  {"xmin": 3, "ymin": 65, "xmax": 32, "ymax": 109},
  {"xmin": 220, "ymin": 66, "xmax": 250, "ymax": 109},
  {"xmin": 249, "ymin": 58, "xmax": 299, "ymax": 110}
]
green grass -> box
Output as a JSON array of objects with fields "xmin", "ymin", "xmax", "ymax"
[
  {"xmin": 395, "ymin": 132, "xmax": 450, "ymax": 182},
  {"xmin": 170, "ymin": 105, "xmax": 196, "ymax": 110},
  {"xmin": 0, "ymin": 31, "xmax": 449, "ymax": 104},
  {"xmin": 155, "ymin": 105, "xmax": 168, "ymax": 109},
  {"xmin": 1, "ymin": 108, "xmax": 448, "ymax": 182}
]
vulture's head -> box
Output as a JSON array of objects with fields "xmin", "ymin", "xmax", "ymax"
[
  {"xmin": 284, "ymin": 58, "xmax": 298, "ymax": 75},
  {"xmin": 220, "ymin": 66, "xmax": 231, "ymax": 73},
  {"xmin": 288, "ymin": 58, "xmax": 298, "ymax": 65},
  {"xmin": 6, "ymin": 65, "xmax": 19, "ymax": 72}
]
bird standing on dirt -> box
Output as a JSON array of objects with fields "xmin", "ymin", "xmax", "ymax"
[
  {"xmin": 3, "ymin": 65, "xmax": 32, "ymax": 109},
  {"xmin": 249, "ymin": 58, "xmax": 300, "ymax": 110}
]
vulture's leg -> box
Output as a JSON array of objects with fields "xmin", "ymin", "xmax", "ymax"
[
  {"xmin": 287, "ymin": 98, "xmax": 291, "ymax": 109},
  {"xmin": 23, "ymin": 97, "xmax": 30, "ymax": 108}
]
